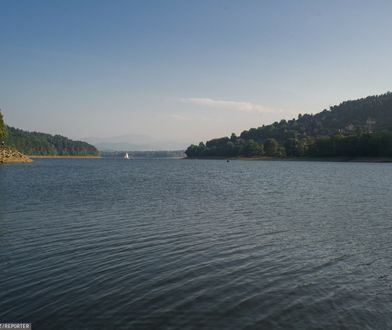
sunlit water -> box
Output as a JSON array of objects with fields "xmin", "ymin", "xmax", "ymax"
[{"xmin": 1, "ymin": 158, "xmax": 392, "ymax": 329}]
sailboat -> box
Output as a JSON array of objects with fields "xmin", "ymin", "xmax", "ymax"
[{"xmin": 124, "ymin": 152, "xmax": 130, "ymax": 160}]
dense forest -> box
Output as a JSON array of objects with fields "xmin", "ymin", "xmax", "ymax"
[
  {"xmin": 5, "ymin": 126, "xmax": 99, "ymax": 156},
  {"xmin": 186, "ymin": 92, "xmax": 392, "ymax": 158}
]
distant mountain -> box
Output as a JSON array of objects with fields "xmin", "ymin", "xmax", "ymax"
[
  {"xmin": 6, "ymin": 126, "xmax": 99, "ymax": 156},
  {"xmin": 186, "ymin": 92, "xmax": 392, "ymax": 158},
  {"xmin": 89, "ymin": 141, "xmax": 154, "ymax": 152},
  {"xmin": 84, "ymin": 134, "xmax": 189, "ymax": 151},
  {"xmin": 100, "ymin": 150, "xmax": 185, "ymax": 158}
]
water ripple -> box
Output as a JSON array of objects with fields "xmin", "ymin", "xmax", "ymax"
[{"xmin": 1, "ymin": 159, "xmax": 392, "ymax": 329}]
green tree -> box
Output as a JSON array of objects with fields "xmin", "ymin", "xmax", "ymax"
[
  {"xmin": 0, "ymin": 111, "xmax": 7, "ymax": 140},
  {"xmin": 264, "ymin": 138, "xmax": 279, "ymax": 156},
  {"xmin": 243, "ymin": 140, "xmax": 263, "ymax": 156},
  {"xmin": 284, "ymin": 138, "xmax": 306, "ymax": 156}
]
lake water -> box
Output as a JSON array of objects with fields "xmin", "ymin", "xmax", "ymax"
[{"xmin": 1, "ymin": 158, "xmax": 392, "ymax": 329}]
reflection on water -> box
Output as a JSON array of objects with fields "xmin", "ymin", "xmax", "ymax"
[{"xmin": 1, "ymin": 159, "xmax": 392, "ymax": 329}]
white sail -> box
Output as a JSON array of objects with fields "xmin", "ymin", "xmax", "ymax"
[{"xmin": 124, "ymin": 152, "xmax": 130, "ymax": 159}]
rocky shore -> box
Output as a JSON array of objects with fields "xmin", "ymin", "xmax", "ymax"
[{"xmin": 0, "ymin": 146, "xmax": 33, "ymax": 164}]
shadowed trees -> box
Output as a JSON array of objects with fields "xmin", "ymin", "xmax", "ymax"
[
  {"xmin": 263, "ymin": 138, "xmax": 279, "ymax": 156},
  {"xmin": 185, "ymin": 92, "xmax": 392, "ymax": 159}
]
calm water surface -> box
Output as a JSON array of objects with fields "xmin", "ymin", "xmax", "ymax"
[{"xmin": 1, "ymin": 159, "xmax": 392, "ymax": 329}]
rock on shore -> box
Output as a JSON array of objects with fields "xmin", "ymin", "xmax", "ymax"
[{"xmin": 0, "ymin": 146, "xmax": 33, "ymax": 163}]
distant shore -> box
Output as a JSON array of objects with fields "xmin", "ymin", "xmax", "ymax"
[
  {"xmin": 185, "ymin": 156, "xmax": 392, "ymax": 163},
  {"xmin": 28, "ymin": 155, "xmax": 102, "ymax": 159},
  {"xmin": 240, "ymin": 156, "xmax": 392, "ymax": 163}
]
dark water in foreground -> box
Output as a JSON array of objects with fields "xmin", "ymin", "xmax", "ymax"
[{"xmin": 1, "ymin": 159, "xmax": 392, "ymax": 330}]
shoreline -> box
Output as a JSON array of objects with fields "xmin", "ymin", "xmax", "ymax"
[
  {"xmin": 28, "ymin": 155, "xmax": 102, "ymax": 159},
  {"xmin": 185, "ymin": 156, "xmax": 392, "ymax": 163},
  {"xmin": 0, "ymin": 146, "xmax": 33, "ymax": 164}
]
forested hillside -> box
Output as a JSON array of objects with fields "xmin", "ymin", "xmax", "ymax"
[
  {"xmin": 5, "ymin": 126, "xmax": 99, "ymax": 156},
  {"xmin": 186, "ymin": 92, "xmax": 392, "ymax": 158}
]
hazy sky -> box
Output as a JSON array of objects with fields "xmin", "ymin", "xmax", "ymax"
[{"xmin": 1, "ymin": 0, "xmax": 392, "ymax": 148}]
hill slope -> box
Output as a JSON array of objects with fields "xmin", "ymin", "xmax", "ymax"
[
  {"xmin": 186, "ymin": 92, "xmax": 392, "ymax": 158},
  {"xmin": 5, "ymin": 126, "xmax": 99, "ymax": 156}
]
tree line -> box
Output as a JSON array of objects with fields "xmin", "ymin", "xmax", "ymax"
[
  {"xmin": 0, "ymin": 111, "xmax": 6, "ymax": 141},
  {"xmin": 186, "ymin": 92, "xmax": 392, "ymax": 158},
  {"xmin": 186, "ymin": 133, "xmax": 392, "ymax": 158},
  {"xmin": 5, "ymin": 126, "xmax": 99, "ymax": 156}
]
